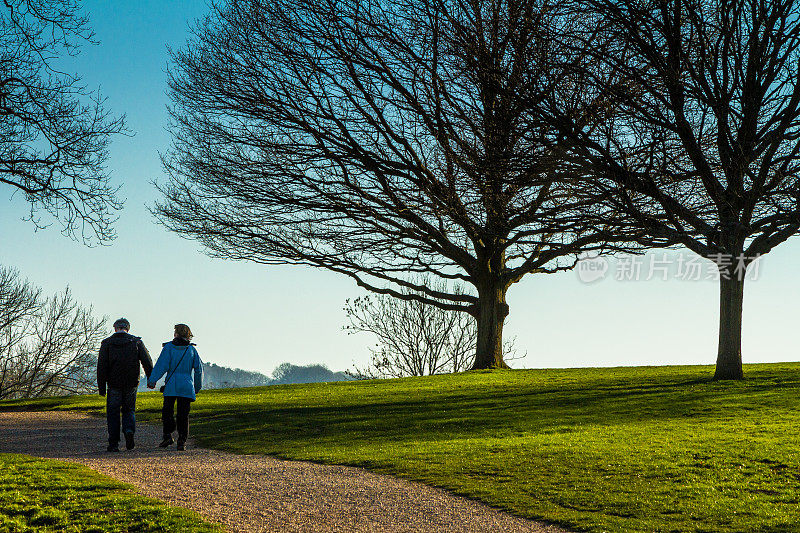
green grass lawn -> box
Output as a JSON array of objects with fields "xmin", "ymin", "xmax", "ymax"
[
  {"xmin": 3, "ymin": 363, "xmax": 800, "ymax": 532},
  {"xmin": 0, "ymin": 453, "xmax": 220, "ymax": 532}
]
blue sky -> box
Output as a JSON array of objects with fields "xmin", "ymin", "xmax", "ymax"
[{"xmin": 2, "ymin": 0, "xmax": 799, "ymax": 376}]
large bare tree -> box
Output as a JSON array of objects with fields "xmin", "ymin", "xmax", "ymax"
[
  {"xmin": 545, "ymin": 0, "xmax": 800, "ymax": 379},
  {"xmin": 1, "ymin": 0, "xmax": 124, "ymax": 243},
  {"xmin": 155, "ymin": 0, "xmax": 647, "ymax": 368}
]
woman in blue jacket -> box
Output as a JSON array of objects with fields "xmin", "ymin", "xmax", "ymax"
[{"xmin": 147, "ymin": 324, "xmax": 203, "ymax": 451}]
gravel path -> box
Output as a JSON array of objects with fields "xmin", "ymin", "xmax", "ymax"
[{"xmin": 0, "ymin": 411, "xmax": 570, "ymax": 533}]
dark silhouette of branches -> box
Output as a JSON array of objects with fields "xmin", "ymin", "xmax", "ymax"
[
  {"xmin": 544, "ymin": 0, "xmax": 800, "ymax": 379},
  {"xmin": 155, "ymin": 0, "xmax": 650, "ymax": 369},
  {"xmin": 0, "ymin": 0, "xmax": 125, "ymax": 243}
]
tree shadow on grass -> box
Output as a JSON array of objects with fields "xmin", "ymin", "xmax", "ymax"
[{"xmin": 188, "ymin": 371, "xmax": 800, "ymax": 450}]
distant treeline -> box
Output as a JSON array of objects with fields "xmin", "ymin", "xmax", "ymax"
[{"xmin": 139, "ymin": 362, "xmax": 351, "ymax": 391}]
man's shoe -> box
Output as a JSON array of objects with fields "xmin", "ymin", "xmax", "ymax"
[
  {"xmin": 107, "ymin": 444, "xmax": 119, "ymax": 452},
  {"xmin": 159, "ymin": 436, "xmax": 174, "ymax": 448},
  {"xmin": 176, "ymin": 440, "xmax": 186, "ymax": 451},
  {"xmin": 124, "ymin": 432, "xmax": 135, "ymax": 450}
]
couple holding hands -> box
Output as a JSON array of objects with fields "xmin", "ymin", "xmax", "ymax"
[{"xmin": 97, "ymin": 319, "xmax": 203, "ymax": 452}]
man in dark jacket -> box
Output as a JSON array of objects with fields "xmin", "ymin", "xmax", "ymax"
[{"xmin": 97, "ymin": 318, "xmax": 153, "ymax": 452}]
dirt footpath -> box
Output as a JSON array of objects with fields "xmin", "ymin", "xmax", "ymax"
[{"xmin": 0, "ymin": 411, "xmax": 571, "ymax": 533}]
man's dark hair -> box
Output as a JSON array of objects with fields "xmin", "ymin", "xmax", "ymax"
[{"xmin": 113, "ymin": 318, "xmax": 130, "ymax": 331}]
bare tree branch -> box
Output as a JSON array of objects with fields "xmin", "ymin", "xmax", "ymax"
[{"xmin": 0, "ymin": 0, "xmax": 125, "ymax": 244}]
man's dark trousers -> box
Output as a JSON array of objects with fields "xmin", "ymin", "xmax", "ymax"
[{"xmin": 107, "ymin": 386, "xmax": 138, "ymax": 445}]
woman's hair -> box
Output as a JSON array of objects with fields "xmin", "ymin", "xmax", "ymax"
[{"xmin": 174, "ymin": 323, "xmax": 193, "ymax": 340}]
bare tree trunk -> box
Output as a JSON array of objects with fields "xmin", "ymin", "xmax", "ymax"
[
  {"xmin": 472, "ymin": 281, "xmax": 510, "ymax": 370},
  {"xmin": 714, "ymin": 275, "xmax": 745, "ymax": 380}
]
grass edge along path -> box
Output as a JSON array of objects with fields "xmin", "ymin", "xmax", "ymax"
[
  {"xmin": 0, "ymin": 453, "xmax": 222, "ymax": 532},
  {"xmin": 3, "ymin": 363, "xmax": 800, "ymax": 532}
]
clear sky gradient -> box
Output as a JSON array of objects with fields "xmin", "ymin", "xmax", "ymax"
[{"xmin": 2, "ymin": 1, "xmax": 799, "ymax": 376}]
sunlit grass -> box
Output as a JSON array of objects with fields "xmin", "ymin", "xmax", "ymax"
[
  {"xmin": 0, "ymin": 453, "xmax": 221, "ymax": 532},
  {"xmin": 4, "ymin": 363, "xmax": 800, "ymax": 532}
]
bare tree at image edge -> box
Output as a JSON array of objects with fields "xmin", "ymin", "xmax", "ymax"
[
  {"xmin": 0, "ymin": 0, "xmax": 125, "ymax": 244},
  {"xmin": 0, "ymin": 266, "xmax": 106, "ymax": 399},
  {"xmin": 155, "ymin": 0, "xmax": 658, "ymax": 369},
  {"xmin": 546, "ymin": 0, "xmax": 800, "ymax": 379}
]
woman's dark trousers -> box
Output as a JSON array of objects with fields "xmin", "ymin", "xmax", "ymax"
[{"xmin": 162, "ymin": 396, "xmax": 191, "ymax": 444}]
